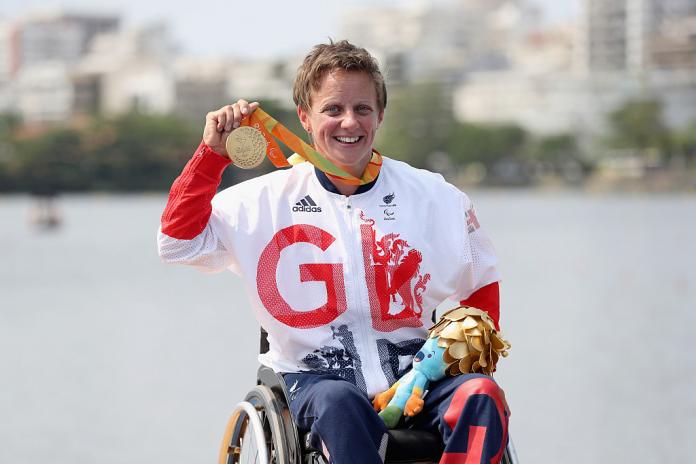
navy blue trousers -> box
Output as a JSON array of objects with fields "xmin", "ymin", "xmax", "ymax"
[{"xmin": 284, "ymin": 372, "xmax": 510, "ymax": 464}]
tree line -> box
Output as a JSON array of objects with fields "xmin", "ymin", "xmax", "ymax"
[{"xmin": 0, "ymin": 84, "xmax": 693, "ymax": 194}]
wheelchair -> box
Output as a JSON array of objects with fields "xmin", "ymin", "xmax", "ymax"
[{"xmin": 219, "ymin": 330, "xmax": 519, "ymax": 464}]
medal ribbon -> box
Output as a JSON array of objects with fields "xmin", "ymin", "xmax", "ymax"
[{"xmin": 242, "ymin": 107, "xmax": 382, "ymax": 186}]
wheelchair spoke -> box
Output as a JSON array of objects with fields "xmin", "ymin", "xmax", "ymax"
[{"xmin": 221, "ymin": 384, "xmax": 295, "ymax": 464}]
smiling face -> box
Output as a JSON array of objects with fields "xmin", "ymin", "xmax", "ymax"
[{"xmin": 297, "ymin": 69, "xmax": 384, "ymax": 179}]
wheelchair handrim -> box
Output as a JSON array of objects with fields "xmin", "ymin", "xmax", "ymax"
[{"xmin": 218, "ymin": 401, "xmax": 270, "ymax": 464}]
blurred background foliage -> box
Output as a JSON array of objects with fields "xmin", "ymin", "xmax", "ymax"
[{"xmin": 0, "ymin": 83, "xmax": 694, "ymax": 193}]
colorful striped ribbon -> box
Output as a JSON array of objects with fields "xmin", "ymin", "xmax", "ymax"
[{"xmin": 243, "ymin": 107, "xmax": 382, "ymax": 186}]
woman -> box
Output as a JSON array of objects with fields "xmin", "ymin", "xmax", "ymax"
[{"xmin": 158, "ymin": 40, "xmax": 509, "ymax": 464}]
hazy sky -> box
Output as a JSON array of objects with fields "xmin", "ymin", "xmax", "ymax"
[{"xmin": 2, "ymin": 0, "xmax": 578, "ymax": 59}]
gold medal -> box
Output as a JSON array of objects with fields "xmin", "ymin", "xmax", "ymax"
[{"xmin": 225, "ymin": 126, "xmax": 267, "ymax": 169}]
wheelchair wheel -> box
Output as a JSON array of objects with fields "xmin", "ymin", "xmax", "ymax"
[
  {"xmin": 501, "ymin": 436, "xmax": 520, "ymax": 464},
  {"xmin": 219, "ymin": 385, "xmax": 291, "ymax": 464}
]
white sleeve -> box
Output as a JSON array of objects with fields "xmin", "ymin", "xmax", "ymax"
[
  {"xmin": 453, "ymin": 193, "xmax": 500, "ymax": 300},
  {"xmin": 157, "ymin": 207, "xmax": 240, "ymax": 274}
]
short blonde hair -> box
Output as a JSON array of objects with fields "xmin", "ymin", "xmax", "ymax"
[{"xmin": 293, "ymin": 40, "xmax": 387, "ymax": 112}]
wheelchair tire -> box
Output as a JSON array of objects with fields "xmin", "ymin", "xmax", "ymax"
[
  {"xmin": 501, "ymin": 436, "xmax": 519, "ymax": 464},
  {"xmin": 219, "ymin": 385, "xmax": 291, "ymax": 464}
]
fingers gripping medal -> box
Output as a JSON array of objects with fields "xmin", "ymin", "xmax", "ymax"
[{"xmin": 225, "ymin": 126, "xmax": 267, "ymax": 169}]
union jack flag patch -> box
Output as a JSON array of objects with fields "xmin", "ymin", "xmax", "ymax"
[{"xmin": 466, "ymin": 206, "xmax": 480, "ymax": 234}]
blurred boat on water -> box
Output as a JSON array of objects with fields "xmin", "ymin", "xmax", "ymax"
[{"xmin": 28, "ymin": 194, "xmax": 62, "ymax": 231}]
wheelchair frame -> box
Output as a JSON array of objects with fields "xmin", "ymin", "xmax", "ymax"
[{"xmin": 218, "ymin": 364, "xmax": 519, "ymax": 464}]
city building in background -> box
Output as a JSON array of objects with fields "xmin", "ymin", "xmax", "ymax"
[
  {"xmin": 574, "ymin": 0, "xmax": 696, "ymax": 74},
  {"xmin": 14, "ymin": 62, "xmax": 74, "ymax": 124},
  {"xmin": 17, "ymin": 11, "xmax": 119, "ymax": 69},
  {"xmin": 224, "ymin": 58, "xmax": 299, "ymax": 109},
  {"xmin": 455, "ymin": 0, "xmax": 696, "ymax": 139},
  {"xmin": 0, "ymin": 9, "xmax": 302, "ymax": 125},
  {"xmin": 0, "ymin": 0, "xmax": 695, "ymax": 147},
  {"xmin": 341, "ymin": 0, "xmax": 543, "ymax": 85},
  {"xmin": 0, "ymin": 19, "xmax": 18, "ymax": 112},
  {"xmin": 172, "ymin": 57, "xmax": 227, "ymax": 124}
]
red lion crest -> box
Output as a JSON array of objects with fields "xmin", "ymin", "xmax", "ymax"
[{"xmin": 360, "ymin": 212, "xmax": 430, "ymax": 331}]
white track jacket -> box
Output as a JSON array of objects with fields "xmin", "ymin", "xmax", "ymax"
[{"xmin": 158, "ymin": 143, "xmax": 500, "ymax": 397}]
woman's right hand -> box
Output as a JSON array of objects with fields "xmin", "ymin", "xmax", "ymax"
[{"xmin": 203, "ymin": 99, "xmax": 260, "ymax": 157}]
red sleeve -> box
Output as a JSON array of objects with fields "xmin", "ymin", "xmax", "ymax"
[
  {"xmin": 160, "ymin": 142, "xmax": 231, "ymax": 239},
  {"xmin": 460, "ymin": 281, "xmax": 500, "ymax": 329}
]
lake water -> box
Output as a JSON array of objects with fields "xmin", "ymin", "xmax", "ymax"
[{"xmin": 1, "ymin": 191, "xmax": 695, "ymax": 464}]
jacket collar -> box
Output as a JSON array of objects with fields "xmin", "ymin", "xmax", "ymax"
[{"xmin": 314, "ymin": 167, "xmax": 379, "ymax": 195}]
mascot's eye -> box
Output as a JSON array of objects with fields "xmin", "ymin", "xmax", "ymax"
[{"xmin": 427, "ymin": 354, "xmax": 432, "ymax": 358}]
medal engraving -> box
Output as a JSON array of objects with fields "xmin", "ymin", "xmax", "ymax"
[{"xmin": 226, "ymin": 126, "xmax": 267, "ymax": 169}]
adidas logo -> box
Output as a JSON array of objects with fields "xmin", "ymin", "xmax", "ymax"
[{"xmin": 293, "ymin": 195, "xmax": 322, "ymax": 213}]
